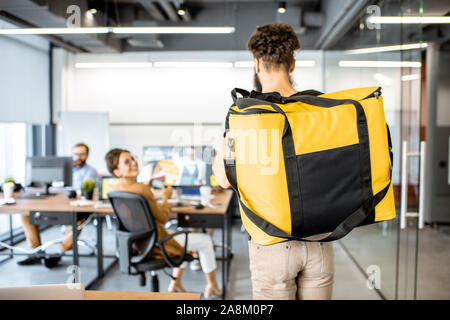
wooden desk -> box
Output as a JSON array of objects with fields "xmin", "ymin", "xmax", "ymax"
[
  {"xmin": 84, "ymin": 290, "xmax": 201, "ymax": 300},
  {"xmin": 0, "ymin": 189, "xmax": 116, "ymax": 289},
  {"xmin": 0, "ymin": 189, "xmax": 113, "ymax": 216},
  {"xmin": 0, "ymin": 188, "xmax": 234, "ymax": 298},
  {"xmin": 169, "ymin": 190, "xmax": 234, "ymax": 300},
  {"xmin": 0, "ymin": 188, "xmax": 232, "ymax": 216}
]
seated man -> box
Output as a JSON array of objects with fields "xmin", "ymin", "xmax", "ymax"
[{"xmin": 18, "ymin": 142, "xmax": 98, "ymax": 266}]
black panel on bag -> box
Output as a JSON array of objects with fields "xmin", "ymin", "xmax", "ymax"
[{"xmin": 297, "ymin": 144, "xmax": 364, "ymax": 237}]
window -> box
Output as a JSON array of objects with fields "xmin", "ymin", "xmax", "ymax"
[{"xmin": 0, "ymin": 122, "xmax": 28, "ymax": 237}]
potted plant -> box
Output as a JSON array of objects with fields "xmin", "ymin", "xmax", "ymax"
[
  {"xmin": 2, "ymin": 177, "xmax": 23, "ymax": 192},
  {"xmin": 81, "ymin": 179, "xmax": 95, "ymax": 200}
]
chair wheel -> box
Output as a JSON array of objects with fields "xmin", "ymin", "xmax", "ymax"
[{"xmin": 139, "ymin": 273, "xmax": 146, "ymax": 286}]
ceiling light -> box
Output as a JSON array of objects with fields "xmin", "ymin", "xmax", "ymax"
[
  {"xmin": 346, "ymin": 42, "xmax": 428, "ymax": 54},
  {"xmin": 401, "ymin": 74, "xmax": 421, "ymax": 81},
  {"xmin": 75, "ymin": 62, "xmax": 153, "ymax": 69},
  {"xmin": 295, "ymin": 60, "xmax": 316, "ymax": 67},
  {"xmin": 88, "ymin": 8, "xmax": 97, "ymax": 15},
  {"xmin": 154, "ymin": 62, "xmax": 233, "ymax": 68},
  {"xmin": 112, "ymin": 26, "xmax": 235, "ymax": 34},
  {"xmin": 278, "ymin": 2, "xmax": 286, "ymax": 14},
  {"xmin": 0, "ymin": 27, "xmax": 110, "ymax": 35},
  {"xmin": 368, "ymin": 16, "xmax": 450, "ymax": 24},
  {"xmin": 233, "ymin": 61, "xmax": 255, "ymax": 68},
  {"xmin": 177, "ymin": 3, "xmax": 186, "ymax": 16},
  {"xmin": 338, "ymin": 60, "xmax": 422, "ymax": 68},
  {"xmin": 0, "ymin": 26, "xmax": 235, "ymax": 35}
]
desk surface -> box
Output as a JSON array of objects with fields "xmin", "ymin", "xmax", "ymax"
[
  {"xmin": 84, "ymin": 290, "xmax": 201, "ymax": 300},
  {"xmin": 155, "ymin": 189, "xmax": 233, "ymax": 215},
  {"xmin": 0, "ymin": 189, "xmax": 113, "ymax": 215},
  {"xmin": 0, "ymin": 188, "xmax": 233, "ymax": 216}
]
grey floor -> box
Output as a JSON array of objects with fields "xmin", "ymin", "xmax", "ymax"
[
  {"xmin": 339, "ymin": 220, "xmax": 450, "ymax": 300},
  {"xmin": 0, "ymin": 218, "xmax": 448, "ymax": 299},
  {"xmin": 0, "ymin": 218, "xmax": 381, "ymax": 300}
]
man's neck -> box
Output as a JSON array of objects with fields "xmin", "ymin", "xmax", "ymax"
[{"xmin": 261, "ymin": 73, "xmax": 297, "ymax": 97}]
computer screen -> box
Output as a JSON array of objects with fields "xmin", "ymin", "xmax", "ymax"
[
  {"xmin": 141, "ymin": 146, "xmax": 216, "ymax": 187},
  {"xmin": 26, "ymin": 156, "xmax": 72, "ymax": 188}
]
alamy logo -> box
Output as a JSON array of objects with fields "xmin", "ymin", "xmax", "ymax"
[
  {"xmin": 366, "ymin": 265, "xmax": 381, "ymax": 290},
  {"xmin": 66, "ymin": 5, "xmax": 81, "ymax": 28},
  {"xmin": 66, "ymin": 265, "xmax": 82, "ymax": 289},
  {"xmin": 228, "ymin": 128, "xmax": 280, "ymax": 176},
  {"xmin": 366, "ymin": 5, "xmax": 381, "ymax": 30}
]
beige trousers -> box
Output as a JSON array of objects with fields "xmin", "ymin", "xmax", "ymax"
[
  {"xmin": 248, "ymin": 240, "xmax": 334, "ymax": 300},
  {"xmin": 20, "ymin": 214, "xmax": 86, "ymax": 251}
]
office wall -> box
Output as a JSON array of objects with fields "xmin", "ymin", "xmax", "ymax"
[
  {"xmin": 58, "ymin": 112, "xmax": 110, "ymax": 175},
  {"xmin": 55, "ymin": 50, "xmax": 324, "ymax": 168},
  {"xmin": 0, "ymin": 19, "xmax": 50, "ymax": 124}
]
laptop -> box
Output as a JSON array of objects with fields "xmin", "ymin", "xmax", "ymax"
[
  {"xmin": 0, "ymin": 283, "xmax": 85, "ymax": 300},
  {"xmin": 98, "ymin": 176, "xmax": 119, "ymax": 201}
]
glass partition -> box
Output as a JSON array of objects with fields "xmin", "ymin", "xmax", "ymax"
[{"xmin": 323, "ymin": 0, "xmax": 424, "ymax": 300}]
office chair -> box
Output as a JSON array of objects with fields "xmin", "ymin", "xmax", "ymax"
[{"xmin": 108, "ymin": 191, "xmax": 193, "ymax": 292}]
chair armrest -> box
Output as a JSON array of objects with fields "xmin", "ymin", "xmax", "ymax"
[
  {"xmin": 116, "ymin": 230, "xmax": 151, "ymax": 274},
  {"xmin": 156, "ymin": 230, "xmax": 191, "ymax": 268}
]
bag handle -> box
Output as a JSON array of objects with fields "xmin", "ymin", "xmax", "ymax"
[{"xmin": 231, "ymin": 88, "xmax": 250, "ymax": 104}]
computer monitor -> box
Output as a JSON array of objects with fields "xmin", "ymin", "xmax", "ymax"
[
  {"xmin": 141, "ymin": 146, "xmax": 216, "ymax": 187},
  {"xmin": 25, "ymin": 156, "xmax": 72, "ymax": 196},
  {"xmin": 99, "ymin": 176, "xmax": 119, "ymax": 200}
]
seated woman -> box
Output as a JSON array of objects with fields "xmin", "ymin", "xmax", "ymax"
[{"xmin": 105, "ymin": 148, "xmax": 222, "ymax": 298}]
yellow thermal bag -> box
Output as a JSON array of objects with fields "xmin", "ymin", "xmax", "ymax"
[{"xmin": 223, "ymin": 87, "xmax": 395, "ymax": 245}]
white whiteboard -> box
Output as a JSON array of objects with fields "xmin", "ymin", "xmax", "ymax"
[{"xmin": 58, "ymin": 112, "xmax": 110, "ymax": 175}]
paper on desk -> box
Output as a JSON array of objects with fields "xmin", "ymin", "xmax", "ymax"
[
  {"xmin": 70, "ymin": 200, "xmax": 94, "ymax": 207},
  {"xmin": 0, "ymin": 198, "xmax": 16, "ymax": 206}
]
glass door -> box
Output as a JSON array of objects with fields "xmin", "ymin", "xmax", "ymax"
[{"xmin": 323, "ymin": 0, "xmax": 425, "ymax": 300}]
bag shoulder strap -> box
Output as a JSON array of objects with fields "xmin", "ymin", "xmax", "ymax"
[
  {"xmin": 236, "ymin": 181, "xmax": 390, "ymax": 243},
  {"xmin": 230, "ymin": 88, "xmax": 324, "ymax": 106}
]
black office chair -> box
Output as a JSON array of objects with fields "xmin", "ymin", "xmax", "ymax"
[{"xmin": 108, "ymin": 191, "xmax": 193, "ymax": 292}]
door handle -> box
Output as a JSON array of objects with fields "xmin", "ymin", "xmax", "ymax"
[
  {"xmin": 400, "ymin": 141, "xmax": 408, "ymax": 229},
  {"xmin": 400, "ymin": 140, "xmax": 426, "ymax": 230},
  {"xmin": 418, "ymin": 141, "xmax": 426, "ymax": 229}
]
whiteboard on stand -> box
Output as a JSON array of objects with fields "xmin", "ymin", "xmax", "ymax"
[{"xmin": 58, "ymin": 112, "xmax": 110, "ymax": 175}]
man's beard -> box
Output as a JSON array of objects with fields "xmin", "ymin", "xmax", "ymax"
[
  {"xmin": 253, "ymin": 71, "xmax": 295, "ymax": 93},
  {"xmin": 74, "ymin": 159, "xmax": 86, "ymax": 167},
  {"xmin": 253, "ymin": 71, "xmax": 262, "ymax": 92}
]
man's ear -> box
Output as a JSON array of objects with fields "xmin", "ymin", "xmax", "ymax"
[
  {"xmin": 254, "ymin": 58, "xmax": 260, "ymax": 73},
  {"xmin": 289, "ymin": 59, "xmax": 296, "ymax": 73},
  {"xmin": 113, "ymin": 168, "xmax": 120, "ymax": 178}
]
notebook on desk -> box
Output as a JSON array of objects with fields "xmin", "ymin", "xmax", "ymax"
[{"xmin": 167, "ymin": 199, "xmax": 196, "ymax": 207}]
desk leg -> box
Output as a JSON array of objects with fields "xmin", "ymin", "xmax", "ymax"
[
  {"xmin": 222, "ymin": 215, "xmax": 226, "ymax": 300},
  {"xmin": 72, "ymin": 212, "xmax": 79, "ymax": 267},
  {"xmin": 228, "ymin": 209, "xmax": 233, "ymax": 283},
  {"xmin": 9, "ymin": 215, "xmax": 13, "ymax": 258},
  {"xmin": 96, "ymin": 216, "xmax": 104, "ymax": 278}
]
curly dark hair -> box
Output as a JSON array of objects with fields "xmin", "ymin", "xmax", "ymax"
[
  {"xmin": 247, "ymin": 22, "xmax": 301, "ymax": 72},
  {"xmin": 105, "ymin": 148, "xmax": 129, "ymax": 176}
]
